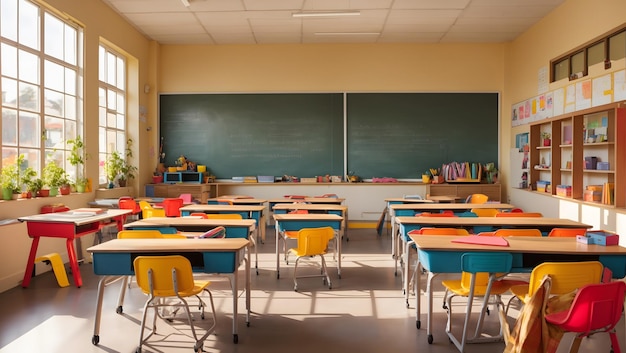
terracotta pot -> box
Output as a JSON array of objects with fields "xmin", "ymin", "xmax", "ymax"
[
  {"xmin": 59, "ymin": 185, "xmax": 71, "ymax": 195},
  {"xmin": 37, "ymin": 189, "xmax": 50, "ymax": 197},
  {"xmin": 152, "ymin": 175, "xmax": 164, "ymax": 184}
]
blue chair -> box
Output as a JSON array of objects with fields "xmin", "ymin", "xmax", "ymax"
[{"xmin": 441, "ymin": 252, "xmax": 514, "ymax": 352}]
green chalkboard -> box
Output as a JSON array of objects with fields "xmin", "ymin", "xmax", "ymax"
[
  {"xmin": 346, "ymin": 93, "xmax": 498, "ymax": 179},
  {"xmin": 159, "ymin": 94, "xmax": 344, "ymax": 179}
]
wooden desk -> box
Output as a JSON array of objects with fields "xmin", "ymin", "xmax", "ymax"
[
  {"xmin": 272, "ymin": 203, "xmax": 349, "ymax": 240},
  {"xmin": 179, "ymin": 204, "xmax": 267, "ymax": 242},
  {"xmin": 410, "ymin": 234, "xmax": 626, "ymax": 344},
  {"xmin": 87, "ymin": 238, "xmax": 250, "ymax": 344},
  {"xmin": 18, "ymin": 209, "xmax": 131, "ymax": 288},
  {"xmin": 273, "ymin": 214, "xmax": 344, "ymax": 279},
  {"xmin": 124, "ymin": 217, "xmax": 258, "ymax": 273}
]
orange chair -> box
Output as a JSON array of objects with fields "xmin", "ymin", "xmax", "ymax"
[
  {"xmin": 547, "ymin": 228, "xmax": 588, "ymax": 237},
  {"xmin": 189, "ymin": 212, "xmax": 208, "ymax": 218},
  {"xmin": 419, "ymin": 228, "xmax": 469, "ymax": 236},
  {"xmin": 216, "ymin": 199, "xmax": 234, "ymax": 205},
  {"xmin": 118, "ymin": 197, "xmax": 141, "ymax": 221},
  {"xmin": 493, "ymin": 228, "xmax": 542, "ymax": 237},
  {"xmin": 495, "ymin": 212, "xmax": 543, "ymax": 217},
  {"xmin": 545, "ymin": 281, "xmax": 626, "ymax": 353},
  {"xmin": 470, "ymin": 208, "xmax": 499, "ymax": 217},
  {"xmin": 162, "ymin": 197, "xmax": 184, "ymax": 217},
  {"xmin": 465, "ymin": 193, "xmax": 488, "ymax": 204}
]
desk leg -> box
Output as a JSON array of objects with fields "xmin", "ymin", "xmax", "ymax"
[
  {"xmin": 92, "ymin": 276, "xmax": 109, "ymax": 345},
  {"xmin": 426, "ymin": 272, "xmax": 438, "ymax": 344},
  {"xmin": 66, "ymin": 238, "xmax": 83, "ymax": 287},
  {"xmin": 245, "ymin": 246, "xmax": 251, "ymax": 323},
  {"xmin": 391, "ymin": 216, "xmax": 396, "ymax": 259},
  {"xmin": 336, "ymin": 231, "xmax": 342, "ymax": 278},
  {"xmin": 21, "ymin": 237, "xmax": 41, "ymax": 288},
  {"xmin": 275, "ymin": 222, "xmax": 280, "ymax": 279},
  {"xmin": 415, "ymin": 260, "xmax": 422, "ymax": 329}
]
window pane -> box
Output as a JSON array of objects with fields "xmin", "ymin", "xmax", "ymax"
[
  {"xmin": 99, "ymin": 127, "xmax": 106, "ymax": 152},
  {"xmin": 20, "ymin": 148, "xmax": 40, "ymax": 173},
  {"xmin": 99, "ymin": 106, "xmax": 106, "ymax": 126},
  {"xmin": 116, "ymin": 132, "xmax": 125, "ymax": 153},
  {"xmin": 64, "ymin": 94, "xmax": 76, "ymax": 120},
  {"xmin": 587, "ymin": 42, "xmax": 604, "ymax": 66},
  {"xmin": 98, "ymin": 46, "xmax": 105, "ymax": 81},
  {"xmin": 44, "ymin": 89, "xmax": 63, "ymax": 116},
  {"xmin": 571, "ymin": 52, "xmax": 584, "ymax": 76},
  {"xmin": 98, "ymin": 87, "xmax": 106, "ymax": 107},
  {"xmin": 117, "ymin": 114, "xmax": 125, "ymax": 131},
  {"xmin": 106, "ymin": 130, "xmax": 116, "ymax": 153},
  {"xmin": 2, "ymin": 108, "xmax": 18, "ymax": 145},
  {"xmin": 106, "ymin": 52, "xmax": 116, "ymax": 85},
  {"xmin": 44, "ymin": 59, "xmax": 64, "ymax": 91},
  {"xmin": 609, "ymin": 31, "xmax": 626, "ymax": 61},
  {"xmin": 554, "ymin": 58, "xmax": 569, "ymax": 81},
  {"xmin": 1, "ymin": 0, "xmax": 18, "ymax": 41},
  {"xmin": 2, "ymin": 148, "xmax": 18, "ymax": 168},
  {"xmin": 107, "ymin": 112, "xmax": 116, "ymax": 128},
  {"xmin": 64, "ymin": 24, "xmax": 76, "ymax": 65},
  {"xmin": 107, "ymin": 89, "xmax": 116, "ymax": 110},
  {"xmin": 18, "ymin": 49, "xmax": 39, "ymax": 84},
  {"xmin": 1, "ymin": 77, "xmax": 18, "ymax": 107},
  {"xmin": 1, "ymin": 43, "xmax": 17, "ymax": 78},
  {"xmin": 19, "ymin": 111, "xmax": 39, "ymax": 147},
  {"xmin": 117, "ymin": 92, "xmax": 124, "ymax": 113},
  {"xmin": 44, "ymin": 116, "xmax": 64, "ymax": 148},
  {"xmin": 18, "ymin": 0, "xmax": 39, "ymax": 50},
  {"xmin": 116, "ymin": 57, "xmax": 124, "ymax": 89},
  {"xmin": 64, "ymin": 68, "xmax": 75, "ymax": 94},
  {"xmin": 44, "ymin": 12, "xmax": 63, "ymax": 60},
  {"xmin": 18, "ymin": 82, "xmax": 39, "ymax": 111}
]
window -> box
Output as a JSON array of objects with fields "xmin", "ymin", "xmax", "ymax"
[
  {"xmin": 98, "ymin": 44, "xmax": 126, "ymax": 185},
  {"xmin": 551, "ymin": 24, "xmax": 626, "ymax": 82},
  {"xmin": 1, "ymin": 0, "xmax": 83, "ymax": 184}
]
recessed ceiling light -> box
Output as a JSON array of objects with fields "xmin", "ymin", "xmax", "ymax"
[{"xmin": 292, "ymin": 11, "xmax": 361, "ymax": 18}]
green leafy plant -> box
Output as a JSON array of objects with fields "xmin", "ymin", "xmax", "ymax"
[
  {"xmin": 67, "ymin": 135, "xmax": 88, "ymax": 188},
  {"xmin": 119, "ymin": 138, "xmax": 137, "ymax": 184},
  {"xmin": 1, "ymin": 154, "xmax": 26, "ymax": 194},
  {"xmin": 27, "ymin": 177, "xmax": 44, "ymax": 194},
  {"xmin": 104, "ymin": 151, "xmax": 124, "ymax": 183},
  {"xmin": 43, "ymin": 161, "xmax": 67, "ymax": 188}
]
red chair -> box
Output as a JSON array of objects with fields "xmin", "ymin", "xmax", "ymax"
[
  {"xmin": 162, "ymin": 198, "xmax": 184, "ymax": 217},
  {"xmin": 547, "ymin": 228, "xmax": 588, "ymax": 237},
  {"xmin": 118, "ymin": 197, "xmax": 141, "ymax": 220},
  {"xmin": 545, "ymin": 281, "xmax": 626, "ymax": 353},
  {"xmin": 189, "ymin": 212, "xmax": 208, "ymax": 218}
]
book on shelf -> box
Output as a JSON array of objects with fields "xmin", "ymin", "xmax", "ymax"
[{"xmin": 601, "ymin": 182, "xmax": 614, "ymax": 205}]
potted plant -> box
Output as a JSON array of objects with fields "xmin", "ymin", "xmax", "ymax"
[
  {"xmin": 67, "ymin": 135, "xmax": 88, "ymax": 193},
  {"xmin": 1, "ymin": 154, "xmax": 25, "ymax": 200},
  {"xmin": 541, "ymin": 132, "xmax": 551, "ymax": 146},
  {"xmin": 28, "ymin": 177, "xmax": 47, "ymax": 197},
  {"xmin": 104, "ymin": 151, "xmax": 123, "ymax": 188},
  {"xmin": 43, "ymin": 161, "xmax": 67, "ymax": 196},
  {"xmin": 20, "ymin": 165, "xmax": 37, "ymax": 199},
  {"xmin": 118, "ymin": 138, "xmax": 137, "ymax": 187}
]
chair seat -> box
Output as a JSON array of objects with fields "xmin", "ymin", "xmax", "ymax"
[{"xmin": 442, "ymin": 278, "xmax": 515, "ymax": 297}]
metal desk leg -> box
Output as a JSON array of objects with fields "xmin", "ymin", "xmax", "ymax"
[{"xmin": 275, "ymin": 222, "xmax": 280, "ymax": 279}]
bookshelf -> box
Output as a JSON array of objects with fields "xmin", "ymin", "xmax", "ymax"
[{"xmin": 528, "ymin": 102, "xmax": 625, "ymax": 208}]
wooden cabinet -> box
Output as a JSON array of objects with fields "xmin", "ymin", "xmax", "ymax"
[
  {"xmin": 427, "ymin": 183, "xmax": 501, "ymax": 202},
  {"xmin": 146, "ymin": 184, "xmax": 211, "ymax": 203},
  {"xmin": 529, "ymin": 102, "xmax": 626, "ymax": 208}
]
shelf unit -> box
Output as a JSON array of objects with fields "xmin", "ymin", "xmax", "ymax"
[{"xmin": 529, "ymin": 102, "xmax": 625, "ymax": 208}]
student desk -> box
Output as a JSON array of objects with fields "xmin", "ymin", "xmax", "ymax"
[
  {"xmin": 409, "ymin": 234, "xmax": 626, "ymax": 344},
  {"xmin": 272, "ymin": 214, "xmax": 343, "ymax": 279},
  {"xmin": 87, "ymin": 238, "xmax": 250, "ymax": 344},
  {"xmin": 179, "ymin": 204, "xmax": 267, "ymax": 242},
  {"xmin": 124, "ymin": 217, "xmax": 259, "ymax": 273},
  {"xmin": 272, "ymin": 203, "xmax": 349, "ymax": 240},
  {"xmin": 388, "ymin": 203, "xmax": 515, "ymax": 263},
  {"xmin": 18, "ymin": 209, "xmax": 131, "ymax": 288}
]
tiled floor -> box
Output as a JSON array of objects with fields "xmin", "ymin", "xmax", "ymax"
[{"xmin": 0, "ymin": 227, "xmax": 621, "ymax": 353}]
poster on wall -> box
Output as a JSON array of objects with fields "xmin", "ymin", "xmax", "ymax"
[
  {"xmin": 575, "ymin": 79, "xmax": 592, "ymax": 111},
  {"xmin": 552, "ymin": 87, "xmax": 565, "ymax": 116},
  {"xmin": 565, "ymin": 83, "xmax": 576, "ymax": 113},
  {"xmin": 614, "ymin": 70, "xmax": 626, "ymax": 102},
  {"xmin": 592, "ymin": 74, "xmax": 612, "ymax": 107}
]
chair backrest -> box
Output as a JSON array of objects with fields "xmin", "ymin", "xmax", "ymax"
[
  {"xmin": 189, "ymin": 212, "xmax": 208, "ymax": 218},
  {"xmin": 548, "ymin": 228, "xmax": 588, "ymax": 237},
  {"xmin": 471, "ymin": 208, "xmax": 499, "ymax": 217},
  {"xmin": 178, "ymin": 193, "xmax": 193, "ymax": 203},
  {"xmin": 205, "ymin": 213, "xmax": 243, "ymax": 219},
  {"xmin": 216, "ymin": 199, "xmax": 234, "ymax": 205},
  {"xmin": 493, "ymin": 228, "xmax": 543, "ymax": 237},
  {"xmin": 296, "ymin": 227, "xmax": 335, "ymax": 256},
  {"xmin": 117, "ymin": 229, "xmax": 164, "ymax": 239},
  {"xmin": 465, "ymin": 193, "xmax": 489, "ymax": 204},
  {"xmin": 527, "ymin": 261, "xmax": 604, "ymax": 297},
  {"xmin": 139, "ymin": 200, "xmax": 165, "ymax": 218},
  {"xmin": 118, "ymin": 197, "xmax": 141, "ymax": 214},
  {"xmin": 460, "ymin": 252, "xmax": 513, "ymax": 291},
  {"xmin": 419, "ymin": 227, "xmax": 469, "ymax": 235},
  {"xmin": 133, "ymin": 255, "xmax": 195, "ymax": 296},
  {"xmin": 289, "ymin": 209, "xmax": 309, "ymax": 214},
  {"xmin": 495, "ymin": 212, "xmax": 543, "ymax": 217},
  {"xmin": 200, "ymin": 226, "xmax": 226, "ymax": 238},
  {"xmin": 547, "ymin": 281, "xmax": 626, "ymax": 335},
  {"xmin": 162, "ymin": 198, "xmax": 184, "ymax": 217}
]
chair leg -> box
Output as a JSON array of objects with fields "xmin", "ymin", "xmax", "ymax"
[
  {"xmin": 610, "ymin": 331, "xmax": 621, "ymax": 353},
  {"xmin": 293, "ymin": 257, "xmax": 300, "ymax": 291},
  {"xmin": 567, "ymin": 335, "xmax": 583, "ymax": 353},
  {"xmin": 321, "ymin": 254, "xmax": 332, "ymax": 289}
]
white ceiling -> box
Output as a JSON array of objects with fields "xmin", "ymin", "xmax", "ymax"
[{"xmin": 101, "ymin": 0, "xmax": 565, "ymax": 45}]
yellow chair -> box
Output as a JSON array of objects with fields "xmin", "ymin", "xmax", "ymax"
[
  {"xmin": 442, "ymin": 252, "xmax": 514, "ymax": 351},
  {"xmin": 138, "ymin": 200, "xmax": 165, "ymax": 218},
  {"xmin": 493, "ymin": 228, "xmax": 542, "ymax": 237},
  {"xmin": 465, "ymin": 193, "xmax": 489, "ymax": 204},
  {"xmin": 506, "ymin": 261, "xmax": 604, "ymax": 316},
  {"xmin": 495, "ymin": 212, "xmax": 543, "ymax": 217},
  {"xmin": 548, "ymin": 228, "xmax": 588, "ymax": 237},
  {"xmin": 205, "ymin": 213, "xmax": 242, "ymax": 220},
  {"xmin": 133, "ymin": 255, "xmax": 217, "ymax": 353},
  {"xmin": 288, "ymin": 227, "xmax": 335, "ymax": 291},
  {"xmin": 470, "ymin": 208, "xmax": 499, "ymax": 217},
  {"xmin": 117, "ymin": 229, "xmax": 164, "ymax": 239}
]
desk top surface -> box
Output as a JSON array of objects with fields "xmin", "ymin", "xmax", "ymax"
[
  {"xmin": 18, "ymin": 209, "xmax": 131, "ymax": 225},
  {"xmin": 125, "ymin": 217, "xmax": 256, "ymax": 229},
  {"xmin": 180, "ymin": 204, "xmax": 265, "ymax": 212},
  {"xmin": 272, "ymin": 203, "xmax": 348, "ymax": 211},
  {"xmin": 268, "ymin": 198, "xmax": 345, "ymax": 204},
  {"xmin": 385, "ymin": 198, "xmax": 434, "ymax": 203},
  {"xmin": 273, "ymin": 214, "xmax": 344, "ymax": 221},
  {"xmin": 395, "ymin": 216, "xmax": 591, "ymax": 228},
  {"xmin": 389, "ymin": 203, "xmax": 514, "ymax": 211},
  {"xmin": 410, "ymin": 234, "xmax": 626, "ymax": 255},
  {"xmin": 87, "ymin": 238, "xmax": 249, "ymax": 253},
  {"xmin": 207, "ymin": 197, "xmax": 267, "ymax": 204}
]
